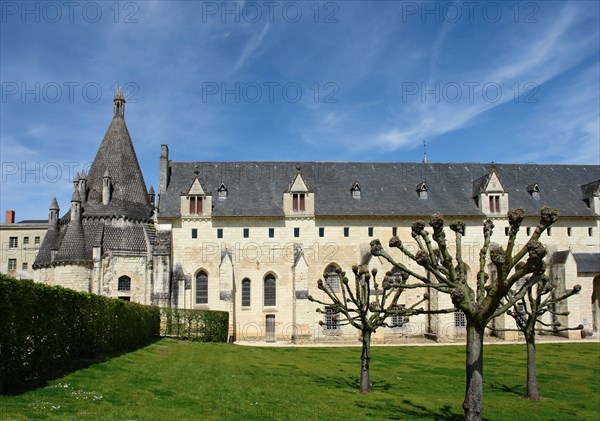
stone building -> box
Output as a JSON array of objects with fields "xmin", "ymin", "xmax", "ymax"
[
  {"xmin": 0, "ymin": 210, "xmax": 47, "ymax": 280},
  {"xmin": 30, "ymin": 93, "xmax": 600, "ymax": 342}
]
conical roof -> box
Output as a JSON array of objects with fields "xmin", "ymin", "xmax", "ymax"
[{"xmin": 84, "ymin": 109, "xmax": 152, "ymax": 220}]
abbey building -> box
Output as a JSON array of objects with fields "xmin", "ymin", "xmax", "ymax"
[{"xmin": 26, "ymin": 93, "xmax": 600, "ymax": 342}]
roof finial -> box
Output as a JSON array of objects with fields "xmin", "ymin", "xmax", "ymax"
[
  {"xmin": 194, "ymin": 165, "xmax": 199, "ymax": 176},
  {"xmin": 113, "ymin": 86, "xmax": 125, "ymax": 118},
  {"xmin": 422, "ymin": 140, "xmax": 428, "ymax": 164}
]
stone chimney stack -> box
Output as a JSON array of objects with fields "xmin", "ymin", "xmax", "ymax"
[{"xmin": 159, "ymin": 144, "xmax": 169, "ymax": 195}]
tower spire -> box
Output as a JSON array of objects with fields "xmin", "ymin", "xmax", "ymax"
[
  {"xmin": 422, "ymin": 140, "xmax": 428, "ymax": 164},
  {"xmin": 113, "ymin": 87, "xmax": 125, "ymax": 118}
]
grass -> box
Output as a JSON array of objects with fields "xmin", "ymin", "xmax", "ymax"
[{"xmin": 1, "ymin": 340, "xmax": 598, "ymax": 420}]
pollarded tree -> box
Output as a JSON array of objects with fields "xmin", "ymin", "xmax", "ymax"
[
  {"xmin": 370, "ymin": 207, "xmax": 558, "ymax": 421},
  {"xmin": 308, "ymin": 265, "xmax": 432, "ymax": 393},
  {"xmin": 493, "ymin": 273, "xmax": 582, "ymax": 400}
]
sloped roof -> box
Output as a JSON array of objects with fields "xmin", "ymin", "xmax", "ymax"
[
  {"xmin": 84, "ymin": 115, "xmax": 152, "ymax": 221},
  {"xmin": 158, "ymin": 162, "xmax": 600, "ymax": 218},
  {"xmin": 573, "ymin": 253, "xmax": 600, "ymax": 274}
]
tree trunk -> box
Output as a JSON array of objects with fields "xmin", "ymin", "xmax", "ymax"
[
  {"xmin": 360, "ymin": 330, "xmax": 372, "ymax": 393},
  {"xmin": 525, "ymin": 334, "xmax": 539, "ymax": 400},
  {"xmin": 463, "ymin": 324, "xmax": 484, "ymax": 421}
]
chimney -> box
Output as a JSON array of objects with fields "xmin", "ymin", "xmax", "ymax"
[
  {"xmin": 159, "ymin": 144, "xmax": 170, "ymax": 194},
  {"xmin": 5, "ymin": 210, "xmax": 15, "ymax": 224}
]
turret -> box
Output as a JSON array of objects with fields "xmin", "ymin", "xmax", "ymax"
[
  {"xmin": 114, "ymin": 87, "xmax": 125, "ymax": 118},
  {"xmin": 49, "ymin": 197, "xmax": 59, "ymax": 227},
  {"xmin": 102, "ymin": 169, "xmax": 112, "ymax": 205},
  {"xmin": 148, "ymin": 186, "xmax": 155, "ymax": 208},
  {"xmin": 78, "ymin": 169, "xmax": 88, "ymax": 202},
  {"xmin": 71, "ymin": 189, "xmax": 82, "ymax": 221},
  {"xmin": 73, "ymin": 172, "xmax": 80, "ymax": 192}
]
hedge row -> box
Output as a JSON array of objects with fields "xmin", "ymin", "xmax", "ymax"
[
  {"xmin": 161, "ymin": 307, "xmax": 229, "ymax": 342},
  {"xmin": 0, "ymin": 275, "xmax": 160, "ymax": 394}
]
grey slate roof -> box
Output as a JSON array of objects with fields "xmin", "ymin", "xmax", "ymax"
[
  {"xmin": 549, "ymin": 250, "xmax": 571, "ymax": 265},
  {"xmin": 573, "ymin": 253, "xmax": 600, "ymax": 274},
  {"xmin": 158, "ymin": 162, "xmax": 600, "ymax": 218}
]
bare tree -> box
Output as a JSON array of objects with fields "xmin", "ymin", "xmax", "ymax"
[
  {"xmin": 308, "ymin": 265, "xmax": 431, "ymax": 393},
  {"xmin": 370, "ymin": 207, "xmax": 558, "ymax": 421},
  {"xmin": 492, "ymin": 273, "xmax": 582, "ymax": 400}
]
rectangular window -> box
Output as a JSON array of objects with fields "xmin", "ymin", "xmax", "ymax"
[
  {"xmin": 8, "ymin": 259, "xmax": 16, "ymax": 270},
  {"xmin": 8, "ymin": 237, "xmax": 17, "ymax": 249},
  {"xmin": 243, "ymin": 228, "xmax": 249, "ymax": 238},
  {"xmin": 392, "ymin": 227, "xmax": 397, "ymax": 236},
  {"xmin": 488, "ymin": 195, "xmax": 500, "ymax": 213},
  {"xmin": 118, "ymin": 296, "xmax": 131, "ymax": 302},
  {"xmin": 189, "ymin": 196, "xmax": 204, "ymax": 215},
  {"xmin": 344, "ymin": 227, "xmax": 349, "ymax": 237},
  {"xmin": 391, "ymin": 304, "xmax": 407, "ymax": 327},
  {"xmin": 368, "ymin": 227, "xmax": 374, "ymax": 237},
  {"xmin": 292, "ymin": 193, "xmax": 305, "ymax": 212},
  {"xmin": 22, "ymin": 262, "xmax": 28, "ymax": 270},
  {"xmin": 294, "ymin": 227, "xmax": 300, "ymax": 238},
  {"xmin": 35, "ymin": 236, "xmax": 40, "ymax": 245},
  {"xmin": 589, "ymin": 227, "xmax": 594, "ymax": 237},
  {"xmin": 268, "ymin": 228, "xmax": 275, "ymax": 238},
  {"xmin": 526, "ymin": 227, "xmax": 531, "ymax": 236},
  {"xmin": 217, "ymin": 228, "xmax": 223, "ymax": 239},
  {"xmin": 23, "ymin": 237, "xmax": 29, "ymax": 245},
  {"xmin": 505, "ymin": 227, "xmax": 509, "ymax": 236},
  {"xmin": 191, "ymin": 228, "xmax": 198, "ymax": 239},
  {"xmin": 324, "ymin": 306, "xmax": 339, "ymax": 331},
  {"xmin": 547, "ymin": 227, "xmax": 552, "ymax": 236},
  {"xmin": 567, "ymin": 227, "xmax": 572, "ymax": 236},
  {"xmin": 454, "ymin": 310, "xmax": 467, "ymax": 328},
  {"xmin": 118, "ymin": 276, "xmax": 131, "ymax": 291},
  {"xmin": 319, "ymin": 227, "xmax": 325, "ymax": 237}
]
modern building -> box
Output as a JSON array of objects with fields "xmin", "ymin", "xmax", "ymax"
[{"xmin": 27, "ymin": 93, "xmax": 600, "ymax": 342}]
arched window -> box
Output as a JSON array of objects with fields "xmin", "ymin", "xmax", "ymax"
[
  {"xmin": 242, "ymin": 278, "xmax": 251, "ymax": 307},
  {"xmin": 196, "ymin": 270, "xmax": 208, "ymax": 304},
  {"xmin": 324, "ymin": 264, "xmax": 340, "ymax": 292},
  {"xmin": 264, "ymin": 274, "xmax": 276, "ymax": 306},
  {"xmin": 118, "ymin": 275, "xmax": 131, "ymax": 291}
]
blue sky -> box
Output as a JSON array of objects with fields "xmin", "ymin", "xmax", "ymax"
[{"xmin": 1, "ymin": 0, "xmax": 599, "ymax": 221}]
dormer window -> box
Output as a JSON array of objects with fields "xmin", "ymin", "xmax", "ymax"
[
  {"xmin": 416, "ymin": 182, "xmax": 428, "ymax": 200},
  {"xmin": 218, "ymin": 183, "xmax": 228, "ymax": 200},
  {"xmin": 292, "ymin": 193, "xmax": 306, "ymax": 212},
  {"xmin": 351, "ymin": 181, "xmax": 361, "ymax": 199},
  {"xmin": 189, "ymin": 195, "xmax": 204, "ymax": 215},
  {"xmin": 489, "ymin": 195, "xmax": 501, "ymax": 213},
  {"xmin": 527, "ymin": 183, "xmax": 540, "ymax": 200}
]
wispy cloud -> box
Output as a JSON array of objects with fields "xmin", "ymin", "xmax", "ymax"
[{"xmin": 232, "ymin": 23, "xmax": 271, "ymax": 73}]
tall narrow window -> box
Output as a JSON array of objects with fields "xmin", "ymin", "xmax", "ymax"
[
  {"xmin": 392, "ymin": 227, "xmax": 397, "ymax": 236},
  {"xmin": 324, "ymin": 306, "xmax": 339, "ymax": 331},
  {"xmin": 23, "ymin": 237, "xmax": 29, "ymax": 245},
  {"xmin": 589, "ymin": 227, "xmax": 594, "ymax": 237},
  {"xmin": 324, "ymin": 264, "xmax": 340, "ymax": 292},
  {"xmin": 368, "ymin": 227, "xmax": 374, "ymax": 237},
  {"xmin": 8, "ymin": 259, "xmax": 16, "ymax": 270},
  {"xmin": 217, "ymin": 228, "xmax": 223, "ymax": 239},
  {"xmin": 191, "ymin": 228, "xmax": 198, "ymax": 239},
  {"xmin": 242, "ymin": 279, "xmax": 251, "ymax": 307},
  {"xmin": 196, "ymin": 270, "xmax": 208, "ymax": 304},
  {"xmin": 34, "ymin": 236, "xmax": 40, "ymax": 245},
  {"xmin": 294, "ymin": 227, "xmax": 300, "ymax": 238},
  {"xmin": 243, "ymin": 228, "xmax": 250, "ymax": 238},
  {"xmin": 567, "ymin": 227, "xmax": 572, "ymax": 236},
  {"xmin": 189, "ymin": 196, "xmax": 204, "ymax": 215},
  {"xmin": 118, "ymin": 275, "xmax": 131, "ymax": 291},
  {"xmin": 268, "ymin": 228, "xmax": 275, "ymax": 238},
  {"xmin": 292, "ymin": 193, "xmax": 305, "ymax": 212},
  {"xmin": 488, "ymin": 195, "xmax": 500, "ymax": 213},
  {"xmin": 319, "ymin": 227, "xmax": 325, "ymax": 237},
  {"xmin": 8, "ymin": 237, "xmax": 17, "ymax": 249},
  {"xmin": 344, "ymin": 227, "xmax": 349, "ymax": 237},
  {"xmin": 264, "ymin": 274, "xmax": 276, "ymax": 306}
]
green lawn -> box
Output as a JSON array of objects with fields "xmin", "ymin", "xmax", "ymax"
[{"xmin": 1, "ymin": 340, "xmax": 598, "ymax": 420}]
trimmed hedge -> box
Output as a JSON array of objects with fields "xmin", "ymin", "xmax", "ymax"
[
  {"xmin": 0, "ymin": 275, "xmax": 160, "ymax": 394},
  {"xmin": 161, "ymin": 307, "xmax": 229, "ymax": 342}
]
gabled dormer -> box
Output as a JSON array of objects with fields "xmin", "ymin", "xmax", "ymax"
[
  {"xmin": 284, "ymin": 167, "xmax": 314, "ymax": 217},
  {"xmin": 217, "ymin": 183, "xmax": 228, "ymax": 200},
  {"xmin": 526, "ymin": 183, "xmax": 541, "ymax": 200},
  {"xmin": 473, "ymin": 165, "xmax": 509, "ymax": 216},
  {"xmin": 581, "ymin": 179, "xmax": 600, "ymax": 215},
  {"xmin": 416, "ymin": 182, "xmax": 428, "ymax": 200},
  {"xmin": 350, "ymin": 181, "xmax": 361, "ymax": 199},
  {"xmin": 181, "ymin": 168, "xmax": 212, "ymax": 217}
]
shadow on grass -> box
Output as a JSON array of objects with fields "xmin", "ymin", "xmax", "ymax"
[
  {"xmin": 487, "ymin": 381, "xmax": 526, "ymax": 397},
  {"xmin": 313, "ymin": 374, "xmax": 396, "ymax": 393},
  {"xmin": 357, "ymin": 399, "xmax": 469, "ymax": 420},
  {"xmin": 1, "ymin": 337, "xmax": 161, "ymax": 396}
]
